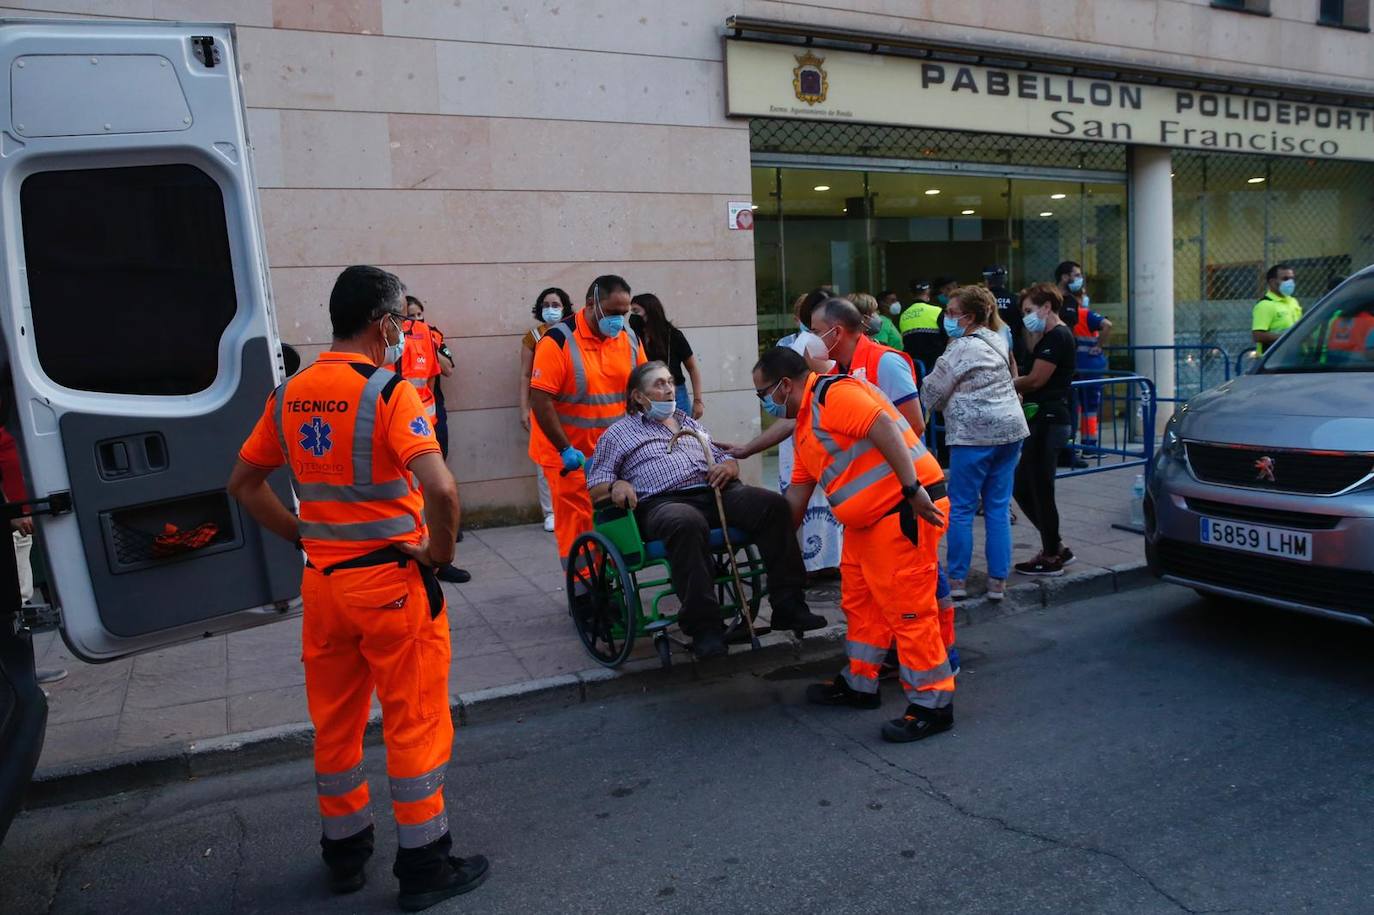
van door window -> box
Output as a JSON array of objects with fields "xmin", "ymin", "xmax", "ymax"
[{"xmin": 20, "ymin": 164, "xmax": 237, "ymax": 395}]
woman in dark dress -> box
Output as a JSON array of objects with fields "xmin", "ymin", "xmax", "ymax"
[
  {"xmin": 629, "ymin": 293, "xmax": 705, "ymax": 418},
  {"xmin": 1012, "ymin": 282, "xmax": 1078, "ymax": 576}
]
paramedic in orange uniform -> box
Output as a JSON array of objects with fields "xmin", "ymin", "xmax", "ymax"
[
  {"xmin": 228, "ymin": 266, "xmax": 487, "ymax": 911},
  {"xmin": 393, "ymin": 295, "xmax": 469, "ymax": 585},
  {"xmin": 752, "ymin": 346, "xmax": 957, "ymax": 743},
  {"xmin": 529, "ymin": 274, "xmax": 644, "ymax": 563}
]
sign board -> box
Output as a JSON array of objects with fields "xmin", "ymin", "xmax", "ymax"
[
  {"xmin": 725, "ymin": 39, "xmax": 1374, "ymax": 162},
  {"xmin": 728, "ymin": 200, "xmax": 754, "ymax": 230}
]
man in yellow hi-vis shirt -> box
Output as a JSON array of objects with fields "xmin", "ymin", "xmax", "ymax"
[{"xmin": 1253, "ymin": 264, "xmax": 1302, "ymax": 355}]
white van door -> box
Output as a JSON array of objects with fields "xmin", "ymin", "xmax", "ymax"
[{"xmin": 0, "ymin": 19, "xmax": 302, "ymax": 662}]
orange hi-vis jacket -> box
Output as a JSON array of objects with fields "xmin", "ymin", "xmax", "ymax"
[
  {"xmin": 841, "ymin": 332, "xmax": 917, "ymax": 386},
  {"xmin": 791, "ymin": 373, "xmax": 944, "ymax": 529},
  {"xmin": 395, "ymin": 318, "xmax": 442, "ymax": 417},
  {"xmin": 238, "ymin": 352, "xmax": 442, "ymax": 567},
  {"xmin": 530, "ymin": 310, "xmax": 645, "ymax": 454}
]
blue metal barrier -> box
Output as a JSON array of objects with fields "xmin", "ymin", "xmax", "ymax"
[
  {"xmin": 1103, "ymin": 344, "xmax": 1229, "ymax": 405},
  {"xmin": 1060, "ymin": 373, "xmax": 1158, "ymax": 479}
]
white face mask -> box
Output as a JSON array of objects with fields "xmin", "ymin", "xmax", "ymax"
[{"xmin": 382, "ymin": 316, "xmax": 405, "ymax": 366}]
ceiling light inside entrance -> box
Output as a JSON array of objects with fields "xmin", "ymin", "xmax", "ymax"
[
  {"xmin": 1050, "ymin": 193, "xmax": 1067, "ymax": 200},
  {"xmin": 961, "ymin": 209, "xmax": 976, "ymax": 215},
  {"xmin": 1039, "ymin": 211, "xmax": 1054, "ymax": 217},
  {"xmin": 813, "ymin": 184, "xmax": 831, "ymax": 191},
  {"xmin": 924, "ymin": 189, "xmax": 941, "ymax": 195},
  {"xmin": 1246, "ymin": 176, "xmax": 1266, "ymax": 184}
]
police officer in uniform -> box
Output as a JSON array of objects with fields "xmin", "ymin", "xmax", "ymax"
[
  {"xmin": 983, "ymin": 265, "xmax": 1028, "ymax": 368},
  {"xmin": 898, "ymin": 279, "xmax": 947, "ymax": 381}
]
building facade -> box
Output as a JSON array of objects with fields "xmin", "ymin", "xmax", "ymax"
[{"xmin": 7, "ymin": 1, "xmax": 1372, "ymax": 516}]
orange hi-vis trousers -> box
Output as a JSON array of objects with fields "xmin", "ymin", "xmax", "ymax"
[
  {"xmin": 302, "ymin": 561, "xmax": 453, "ymax": 851},
  {"xmin": 839, "ymin": 496, "xmax": 955, "ymax": 709},
  {"xmin": 548, "ymin": 463, "xmax": 594, "ymax": 563}
]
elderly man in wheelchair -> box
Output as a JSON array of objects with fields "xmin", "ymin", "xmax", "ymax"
[{"xmin": 581, "ymin": 361, "xmax": 828, "ymax": 661}]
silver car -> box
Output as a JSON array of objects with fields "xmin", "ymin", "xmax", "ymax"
[{"xmin": 1146, "ymin": 269, "xmax": 1374, "ymax": 625}]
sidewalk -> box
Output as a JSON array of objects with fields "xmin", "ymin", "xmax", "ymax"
[{"xmin": 32, "ymin": 471, "xmax": 1146, "ymax": 776}]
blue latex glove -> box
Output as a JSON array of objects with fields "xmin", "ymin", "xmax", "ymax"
[{"xmin": 560, "ymin": 446, "xmax": 587, "ymax": 473}]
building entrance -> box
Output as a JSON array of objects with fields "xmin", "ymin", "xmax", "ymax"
[{"xmin": 750, "ymin": 157, "xmax": 1128, "ymax": 350}]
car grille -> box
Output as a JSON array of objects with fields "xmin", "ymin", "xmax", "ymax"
[
  {"xmin": 1157, "ymin": 539, "xmax": 1374, "ymax": 618},
  {"xmin": 1183, "ymin": 498, "xmax": 1342, "ymax": 531},
  {"xmin": 1184, "ymin": 442, "xmax": 1374, "ymax": 495}
]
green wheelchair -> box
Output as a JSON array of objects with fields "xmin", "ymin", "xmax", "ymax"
[{"xmin": 565, "ymin": 494, "xmax": 773, "ymax": 669}]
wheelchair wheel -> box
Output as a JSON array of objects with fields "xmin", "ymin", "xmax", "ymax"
[{"xmin": 566, "ymin": 531, "xmax": 637, "ymax": 668}]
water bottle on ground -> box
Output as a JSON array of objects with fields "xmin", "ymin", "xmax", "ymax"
[{"xmin": 1130, "ymin": 474, "xmax": 1145, "ymax": 528}]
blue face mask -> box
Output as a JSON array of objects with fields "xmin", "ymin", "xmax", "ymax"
[
  {"xmin": 1067, "ymin": 277, "xmax": 1085, "ymax": 293},
  {"xmin": 761, "ymin": 379, "xmax": 788, "ymax": 419},
  {"xmin": 593, "ymin": 289, "xmax": 624, "ymax": 337},
  {"xmin": 1023, "ymin": 310, "xmax": 1047, "ymax": 334},
  {"xmin": 936, "ymin": 293, "xmax": 950, "ymax": 306},
  {"xmin": 942, "ymin": 316, "xmax": 965, "ymax": 338},
  {"xmin": 645, "ymin": 398, "xmax": 674, "ymax": 421},
  {"xmin": 1278, "ymin": 279, "xmax": 1296, "ymax": 297}
]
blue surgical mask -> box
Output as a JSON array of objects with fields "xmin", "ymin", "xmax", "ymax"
[
  {"xmin": 942, "ymin": 316, "xmax": 965, "ymax": 338},
  {"xmin": 645, "ymin": 399, "xmax": 674, "ymax": 421},
  {"xmin": 1067, "ymin": 277, "xmax": 1085, "ymax": 293},
  {"xmin": 593, "ymin": 288, "xmax": 624, "ymax": 337},
  {"xmin": 597, "ymin": 313, "xmax": 624, "ymax": 337},
  {"xmin": 1023, "ymin": 310, "xmax": 1047, "ymax": 334},
  {"xmin": 761, "ymin": 379, "xmax": 788, "ymax": 418},
  {"xmin": 541, "ymin": 306, "xmax": 563, "ymax": 324},
  {"xmin": 937, "ymin": 293, "xmax": 950, "ymax": 306},
  {"xmin": 1278, "ymin": 279, "xmax": 1296, "ymax": 297},
  {"xmin": 889, "ymin": 303, "xmax": 902, "ymax": 316}
]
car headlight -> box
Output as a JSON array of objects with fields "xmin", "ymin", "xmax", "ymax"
[{"xmin": 1161, "ymin": 413, "xmax": 1184, "ymax": 460}]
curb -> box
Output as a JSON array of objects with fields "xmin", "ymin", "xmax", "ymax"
[{"xmin": 25, "ymin": 558, "xmax": 1153, "ymax": 810}]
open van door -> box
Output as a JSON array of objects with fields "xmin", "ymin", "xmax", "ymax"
[{"xmin": 0, "ymin": 17, "xmax": 302, "ymax": 665}]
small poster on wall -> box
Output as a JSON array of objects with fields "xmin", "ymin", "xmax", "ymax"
[{"xmin": 728, "ymin": 201, "xmax": 754, "ymax": 230}]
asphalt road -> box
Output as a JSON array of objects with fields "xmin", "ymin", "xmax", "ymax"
[{"xmin": 5, "ymin": 583, "xmax": 1374, "ymax": 915}]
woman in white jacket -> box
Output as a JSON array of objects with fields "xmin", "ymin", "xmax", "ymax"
[{"xmin": 920, "ymin": 286, "xmax": 1029, "ymax": 601}]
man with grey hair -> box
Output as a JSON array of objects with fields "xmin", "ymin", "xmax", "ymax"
[{"xmin": 586, "ymin": 361, "xmax": 826, "ymax": 658}]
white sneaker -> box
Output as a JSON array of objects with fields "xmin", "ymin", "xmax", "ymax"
[
  {"xmin": 987, "ymin": 579, "xmax": 1006, "ymax": 601},
  {"xmin": 543, "ymin": 514, "xmax": 556, "ymax": 532},
  {"xmin": 948, "ymin": 579, "xmax": 968, "ymax": 599}
]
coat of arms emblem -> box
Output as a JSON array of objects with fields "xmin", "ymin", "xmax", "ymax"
[{"xmin": 793, "ymin": 51, "xmax": 828, "ymax": 105}]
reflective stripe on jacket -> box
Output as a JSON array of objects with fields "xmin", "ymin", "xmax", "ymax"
[{"xmin": 794, "ymin": 374, "xmax": 944, "ymax": 529}]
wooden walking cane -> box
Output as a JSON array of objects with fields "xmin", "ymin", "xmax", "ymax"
[{"xmin": 667, "ymin": 428, "xmax": 761, "ymax": 651}]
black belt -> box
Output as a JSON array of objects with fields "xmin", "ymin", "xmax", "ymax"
[
  {"xmin": 306, "ymin": 545, "xmax": 445, "ymax": 620},
  {"xmin": 885, "ymin": 479, "xmax": 947, "ymax": 516}
]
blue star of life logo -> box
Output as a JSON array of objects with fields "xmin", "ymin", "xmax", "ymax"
[
  {"xmin": 299, "ymin": 416, "xmax": 333, "ymax": 457},
  {"xmin": 409, "ymin": 416, "xmax": 432, "ymax": 437}
]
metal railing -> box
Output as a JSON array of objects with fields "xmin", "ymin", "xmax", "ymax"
[
  {"xmin": 917, "ymin": 365, "xmax": 1156, "ymax": 479},
  {"xmin": 1103, "ymin": 344, "xmax": 1230, "ymax": 405},
  {"xmin": 1062, "ymin": 373, "xmax": 1159, "ymax": 479}
]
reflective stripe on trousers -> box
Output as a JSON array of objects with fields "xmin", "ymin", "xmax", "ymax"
[
  {"xmin": 397, "ymin": 812, "xmax": 449, "ymax": 849},
  {"xmin": 322, "ymin": 807, "xmax": 375, "ymax": 840},
  {"xmin": 390, "ymin": 764, "xmax": 445, "ymax": 804}
]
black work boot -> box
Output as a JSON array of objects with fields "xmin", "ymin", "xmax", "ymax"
[
  {"xmin": 805, "ymin": 671, "xmax": 881, "ymax": 709},
  {"xmin": 880, "ymin": 703, "xmax": 954, "ymax": 743},
  {"xmin": 321, "ymin": 824, "xmax": 374, "ymax": 894},
  {"xmin": 395, "ymin": 834, "xmax": 490, "ymax": 912},
  {"xmin": 690, "ymin": 627, "xmax": 728, "ymax": 660},
  {"xmin": 770, "ymin": 604, "xmax": 828, "ymax": 633}
]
